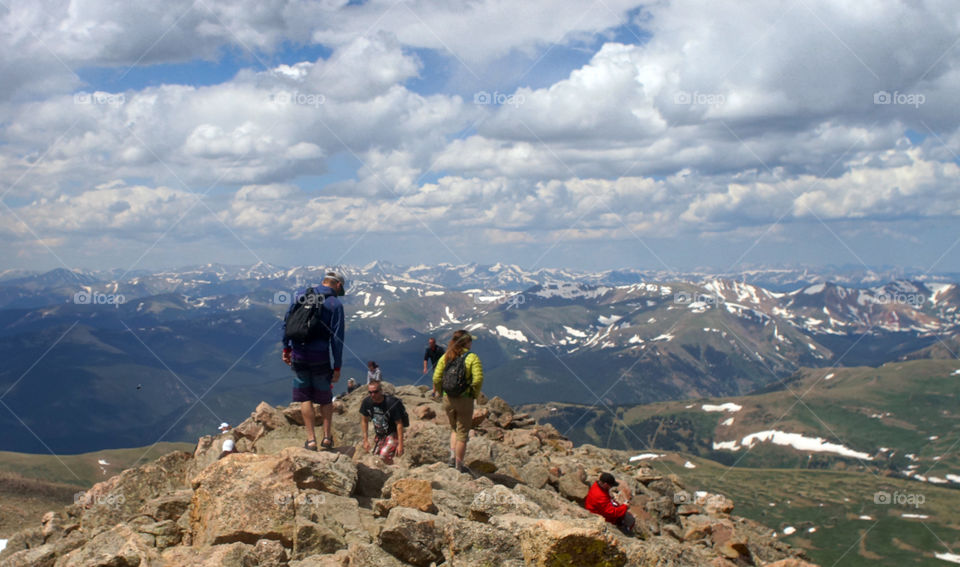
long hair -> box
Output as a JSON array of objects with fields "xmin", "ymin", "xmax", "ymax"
[{"xmin": 443, "ymin": 330, "xmax": 472, "ymax": 363}]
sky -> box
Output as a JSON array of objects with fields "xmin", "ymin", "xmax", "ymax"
[{"xmin": 1, "ymin": 0, "xmax": 959, "ymax": 275}]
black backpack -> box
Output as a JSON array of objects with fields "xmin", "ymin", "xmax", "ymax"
[
  {"xmin": 283, "ymin": 288, "xmax": 330, "ymax": 344},
  {"xmin": 393, "ymin": 396, "xmax": 410, "ymax": 428},
  {"xmin": 441, "ymin": 353, "xmax": 471, "ymax": 397}
]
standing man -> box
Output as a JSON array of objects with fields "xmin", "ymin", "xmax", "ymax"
[
  {"xmin": 422, "ymin": 337, "xmax": 445, "ymax": 375},
  {"xmin": 282, "ymin": 271, "xmax": 346, "ymax": 451},
  {"xmin": 359, "ymin": 382, "xmax": 408, "ymax": 464},
  {"xmin": 584, "ymin": 472, "xmax": 636, "ymax": 535}
]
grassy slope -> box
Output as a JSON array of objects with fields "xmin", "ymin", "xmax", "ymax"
[
  {"xmin": 0, "ymin": 442, "xmax": 195, "ymax": 487},
  {"xmin": 528, "ymin": 359, "xmax": 960, "ymax": 475},
  {"xmin": 0, "ymin": 442, "xmax": 193, "ymax": 538},
  {"xmin": 648, "ymin": 454, "xmax": 960, "ymax": 567}
]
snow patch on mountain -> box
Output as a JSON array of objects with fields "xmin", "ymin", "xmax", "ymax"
[
  {"xmin": 495, "ymin": 325, "xmax": 529, "ymax": 342},
  {"xmin": 934, "ymin": 552, "xmax": 960, "ymax": 564},
  {"xmin": 356, "ymin": 309, "xmax": 385, "ymax": 319},
  {"xmin": 629, "ymin": 453, "xmax": 663, "ymax": 461},
  {"xmin": 598, "ymin": 314, "xmax": 622, "ymax": 325},
  {"xmin": 532, "ymin": 282, "xmax": 609, "ymax": 300},
  {"xmin": 803, "ymin": 283, "xmax": 826, "ymax": 294},
  {"xmin": 444, "ymin": 306, "xmax": 460, "ymax": 324},
  {"xmin": 714, "ymin": 430, "xmax": 873, "ymax": 460},
  {"xmin": 702, "ymin": 403, "xmax": 742, "ymax": 412},
  {"xmin": 564, "ymin": 326, "xmax": 587, "ymax": 338}
]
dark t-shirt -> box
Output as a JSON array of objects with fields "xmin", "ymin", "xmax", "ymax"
[
  {"xmin": 359, "ymin": 395, "xmax": 407, "ymax": 437},
  {"xmin": 424, "ymin": 345, "xmax": 445, "ymax": 366}
]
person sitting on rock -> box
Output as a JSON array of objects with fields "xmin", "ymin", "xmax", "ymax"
[
  {"xmin": 218, "ymin": 438, "xmax": 238, "ymax": 460},
  {"xmin": 346, "ymin": 378, "xmax": 359, "ymax": 393},
  {"xmin": 359, "ymin": 382, "xmax": 408, "ymax": 464},
  {"xmin": 585, "ymin": 472, "xmax": 636, "ymax": 535}
]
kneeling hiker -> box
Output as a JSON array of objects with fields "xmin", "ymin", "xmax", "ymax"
[
  {"xmin": 432, "ymin": 330, "xmax": 483, "ymax": 473},
  {"xmin": 359, "ymin": 383, "xmax": 408, "ymax": 464},
  {"xmin": 585, "ymin": 472, "xmax": 636, "ymax": 535}
]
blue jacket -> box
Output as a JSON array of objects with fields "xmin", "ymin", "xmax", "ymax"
[{"xmin": 281, "ymin": 285, "xmax": 345, "ymax": 370}]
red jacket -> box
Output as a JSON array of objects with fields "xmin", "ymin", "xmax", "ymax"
[{"xmin": 584, "ymin": 482, "xmax": 627, "ymax": 523}]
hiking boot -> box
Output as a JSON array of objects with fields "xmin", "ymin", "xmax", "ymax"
[{"xmin": 447, "ymin": 455, "xmax": 456, "ymax": 468}]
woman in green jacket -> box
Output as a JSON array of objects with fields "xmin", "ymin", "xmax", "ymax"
[{"xmin": 432, "ymin": 330, "xmax": 483, "ymax": 473}]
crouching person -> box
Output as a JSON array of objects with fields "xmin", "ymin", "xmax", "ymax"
[
  {"xmin": 359, "ymin": 383, "xmax": 409, "ymax": 464},
  {"xmin": 585, "ymin": 472, "xmax": 636, "ymax": 535}
]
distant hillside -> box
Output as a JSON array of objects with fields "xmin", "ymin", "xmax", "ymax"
[
  {"xmin": 0, "ymin": 442, "xmax": 191, "ymax": 538},
  {"xmin": 1, "ymin": 263, "xmax": 958, "ymax": 454},
  {"xmin": 0, "ymin": 472, "xmax": 77, "ymax": 537},
  {"xmin": 524, "ymin": 358, "xmax": 960, "ymax": 484},
  {"xmin": 643, "ymin": 453, "xmax": 960, "ymax": 567}
]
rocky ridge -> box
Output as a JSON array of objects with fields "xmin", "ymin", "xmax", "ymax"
[{"xmin": 0, "ymin": 384, "xmax": 817, "ymax": 566}]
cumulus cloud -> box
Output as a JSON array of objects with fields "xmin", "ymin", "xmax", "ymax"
[
  {"xmin": 2, "ymin": 0, "xmax": 960, "ymax": 271},
  {"xmin": 1, "ymin": 181, "xmax": 202, "ymax": 238},
  {"xmin": 1, "ymin": 34, "xmax": 467, "ymax": 196}
]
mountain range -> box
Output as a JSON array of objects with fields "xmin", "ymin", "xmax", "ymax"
[{"xmin": 0, "ymin": 262, "xmax": 957, "ymax": 453}]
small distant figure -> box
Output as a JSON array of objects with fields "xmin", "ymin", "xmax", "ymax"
[
  {"xmin": 346, "ymin": 378, "xmax": 359, "ymax": 393},
  {"xmin": 136, "ymin": 384, "xmax": 142, "ymax": 390},
  {"xmin": 359, "ymin": 382, "xmax": 408, "ymax": 464},
  {"xmin": 585, "ymin": 472, "xmax": 636, "ymax": 535},
  {"xmin": 218, "ymin": 422, "xmax": 230, "ymax": 434},
  {"xmin": 366, "ymin": 361, "xmax": 382, "ymax": 384},
  {"xmin": 218, "ymin": 439, "xmax": 237, "ymax": 460},
  {"xmin": 423, "ymin": 337, "xmax": 445, "ymax": 374}
]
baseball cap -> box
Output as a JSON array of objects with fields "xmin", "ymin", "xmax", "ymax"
[
  {"xmin": 325, "ymin": 271, "xmax": 347, "ymax": 296},
  {"xmin": 599, "ymin": 472, "xmax": 617, "ymax": 485}
]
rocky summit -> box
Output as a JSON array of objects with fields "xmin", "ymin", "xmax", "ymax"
[{"xmin": 0, "ymin": 384, "xmax": 817, "ymax": 567}]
